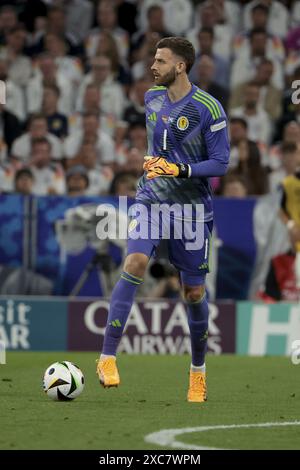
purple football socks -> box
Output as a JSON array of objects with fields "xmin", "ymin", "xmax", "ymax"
[{"xmin": 102, "ymin": 271, "xmax": 143, "ymax": 356}]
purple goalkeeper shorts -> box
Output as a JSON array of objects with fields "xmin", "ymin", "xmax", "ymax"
[{"xmin": 127, "ymin": 202, "xmax": 212, "ymax": 286}]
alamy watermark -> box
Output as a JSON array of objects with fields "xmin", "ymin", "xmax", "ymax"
[
  {"xmin": 0, "ymin": 340, "xmax": 6, "ymax": 365},
  {"xmin": 0, "ymin": 80, "xmax": 5, "ymax": 105},
  {"xmin": 95, "ymin": 197, "xmax": 205, "ymax": 251},
  {"xmin": 291, "ymin": 340, "xmax": 300, "ymax": 365}
]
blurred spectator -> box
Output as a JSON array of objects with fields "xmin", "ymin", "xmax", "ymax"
[
  {"xmin": 269, "ymin": 121, "xmax": 300, "ymax": 171},
  {"xmin": 0, "ymin": 5, "xmax": 18, "ymax": 46},
  {"xmin": 291, "ymin": 0, "xmax": 300, "ymax": 30},
  {"xmin": 64, "ymin": 0, "xmax": 93, "ymax": 44},
  {"xmin": 76, "ymin": 55, "xmax": 126, "ymax": 121},
  {"xmin": 279, "ymin": 155, "xmax": 300, "ymax": 290},
  {"xmin": 131, "ymin": 5, "xmax": 169, "ymax": 64},
  {"xmin": 122, "ymin": 78, "xmax": 151, "ymax": 127},
  {"xmin": 117, "ymin": 76, "xmax": 149, "ymax": 149},
  {"xmin": 275, "ymin": 64, "xmax": 300, "ymax": 142},
  {"xmin": 69, "ymin": 84, "xmax": 120, "ymax": 139},
  {"xmin": 86, "ymin": 0, "xmax": 129, "ymax": 65},
  {"xmin": 18, "ymin": 1, "xmax": 47, "ymax": 35},
  {"xmin": 117, "ymin": 123, "xmax": 146, "ymax": 176},
  {"xmin": 42, "ymin": 84, "xmax": 68, "ymax": 138},
  {"xmin": 66, "ymin": 164, "xmax": 89, "ymax": 196},
  {"xmin": 27, "ymin": 54, "xmax": 74, "ymax": 115},
  {"xmin": 211, "ymin": 0, "xmax": 242, "ymax": 35},
  {"xmin": 11, "ymin": 113, "xmax": 62, "ymax": 163},
  {"xmin": 137, "ymin": 0, "xmax": 192, "ymax": 37},
  {"xmin": 243, "ymin": 0, "xmax": 289, "ymax": 39},
  {"xmin": 147, "ymin": 267, "xmax": 181, "ymax": 299},
  {"xmin": 229, "ymin": 58, "xmax": 281, "ymax": 121},
  {"xmin": 64, "ymin": 111, "xmax": 115, "ymax": 166},
  {"xmin": 233, "ymin": 3, "xmax": 284, "ymax": 63},
  {"xmin": 0, "ymin": 24, "xmax": 32, "ymax": 88},
  {"xmin": 131, "ymin": 47, "xmax": 156, "ymax": 82},
  {"xmin": 66, "ymin": 140, "xmax": 113, "ymax": 195},
  {"xmin": 269, "ymin": 142, "xmax": 300, "ymax": 193},
  {"xmin": 220, "ymin": 172, "xmax": 249, "ymax": 198},
  {"xmin": 29, "ymin": 5, "xmax": 83, "ymax": 56},
  {"xmin": 0, "ymin": 59, "xmax": 25, "ymax": 122},
  {"xmin": 193, "ymin": 54, "xmax": 228, "ymax": 111},
  {"xmin": 228, "ymin": 117, "xmax": 268, "ymax": 195},
  {"xmin": 0, "ymin": 102, "xmax": 22, "ymax": 156},
  {"xmin": 110, "ymin": 171, "xmax": 137, "ymax": 198},
  {"xmin": 229, "ymin": 117, "xmax": 260, "ymax": 167},
  {"xmin": 28, "ymin": 137, "xmax": 65, "ymax": 195},
  {"xmin": 187, "ymin": 1, "xmax": 233, "ymax": 61},
  {"xmin": 277, "ymin": 155, "xmax": 300, "ymax": 287},
  {"xmin": 44, "ymin": 32, "xmax": 83, "ymax": 87},
  {"xmin": 0, "ymin": 160, "xmax": 17, "ymax": 192},
  {"xmin": 259, "ymin": 251, "xmax": 299, "ymax": 302},
  {"xmin": 86, "ymin": 31, "xmax": 131, "ymax": 87},
  {"xmin": 163, "ymin": 0, "xmax": 192, "ymax": 36},
  {"xmin": 116, "ymin": 0, "xmax": 138, "ymax": 36},
  {"xmin": 230, "ymin": 82, "xmax": 272, "ymax": 145},
  {"xmin": 286, "ymin": 25, "xmax": 300, "ymax": 53},
  {"xmin": 14, "ymin": 168, "xmax": 34, "ymax": 195},
  {"xmin": 231, "ymin": 28, "xmax": 283, "ymax": 90},
  {"xmin": 189, "ymin": 27, "xmax": 230, "ymax": 90}
]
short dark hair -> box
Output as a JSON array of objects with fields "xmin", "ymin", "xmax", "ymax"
[
  {"xmin": 15, "ymin": 168, "xmax": 34, "ymax": 182},
  {"xmin": 230, "ymin": 117, "xmax": 248, "ymax": 129},
  {"xmin": 156, "ymin": 37, "xmax": 195, "ymax": 74},
  {"xmin": 109, "ymin": 172, "xmax": 137, "ymax": 195}
]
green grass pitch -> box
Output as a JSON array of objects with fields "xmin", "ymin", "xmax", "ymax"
[{"xmin": 0, "ymin": 353, "xmax": 300, "ymax": 450}]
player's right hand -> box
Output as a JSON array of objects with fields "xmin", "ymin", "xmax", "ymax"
[{"xmin": 143, "ymin": 156, "xmax": 181, "ymax": 179}]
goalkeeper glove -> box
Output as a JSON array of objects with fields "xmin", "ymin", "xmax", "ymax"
[{"xmin": 143, "ymin": 156, "xmax": 191, "ymax": 179}]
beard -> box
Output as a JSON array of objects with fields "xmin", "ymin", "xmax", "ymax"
[{"xmin": 154, "ymin": 67, "xmax": 177, "ymax": 87}]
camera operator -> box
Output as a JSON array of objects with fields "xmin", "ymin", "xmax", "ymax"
[{"xmin": 147, "ymin": 259, "xmax": 181, "ymax": 299}]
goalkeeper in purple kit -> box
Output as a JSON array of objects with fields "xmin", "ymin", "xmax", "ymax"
[{"xmin": 97, "ymin": 37, "xmax": 230, "ymax": 402}]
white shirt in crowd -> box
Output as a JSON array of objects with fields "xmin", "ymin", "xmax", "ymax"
[
  {"xmin": 31, "ymin": 164, "xmax": 65, "ymax": 195},
  {"xmin": 137, "ymin": 0, "xmax": 193, "ymax": 35},
  {"xmin": 11, "ymin": 132, "xmax": 63, "ymax": 162},
  {"xmin": 230, "ymin": 54, "xmax": 284, "ymax": 90},
  {"xmin": 86, "ymin": 28, "xmax": 130, "ymax": 65},
  {"xmin": 243, "ymin": 0, "xmax": 289, "ymax": 39},
  {"xmin": 68, "ymin": 112, "xmax": 118, "ymax": 139},
  {"xmin": 0, "ymin": 50, "xmax": 33, "ymax": 88},
  {"xmin": 64, "ymin": 129, "xmax": 115, "ymax": 165},
  {"xmin": 26, "ymin": 69, "xmax": 75, "ymax": 116},
  {"xmin": 230, "ymin": 106, "xmax": 272, "ymax": 145},
  {"xmin": 86, "ymin": 165, "xmax": 113, "ymax": 196},
  {"xmin": 76, "ymin": 74, "xmax": 126, "ymax": 120},
  {"xmin": 5, "ymin": 80, "xmax": 26, "ymax": 122},
  {"xmin": 42, "ymin": 0, "xmax": 93, "ymax": 43}
]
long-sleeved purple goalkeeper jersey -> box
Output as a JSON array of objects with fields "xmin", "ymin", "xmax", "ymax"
[{"xmin": 136, "ymin": 83, "xmax": 230, "ymax": 222}]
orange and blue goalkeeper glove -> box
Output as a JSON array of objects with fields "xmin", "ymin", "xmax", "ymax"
[{"xmin": 143, "ymin": 156, "xmax": 190, "ymax": 179}]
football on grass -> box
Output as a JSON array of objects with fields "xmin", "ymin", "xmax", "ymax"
[{"xmin": 43, "ymin": 361, "xmax": 85, "ymax": 400}]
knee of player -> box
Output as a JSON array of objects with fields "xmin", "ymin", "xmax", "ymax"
[
  {"xmin": 123, "ymin": 254, "xmax": 148, "ymax": 279},
  {"xmin": 182, "ymin": 285, "xmax": 206, "ymax": 303}
]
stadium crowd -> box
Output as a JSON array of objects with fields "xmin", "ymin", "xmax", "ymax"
[{"xmin": 0, "ymin": 0, "xmax": 300, "ymax": 199}]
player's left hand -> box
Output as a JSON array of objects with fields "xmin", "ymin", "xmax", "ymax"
[{"xmin": 143, "ymin": 156, "xmax": 180, "ymax": 179}]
